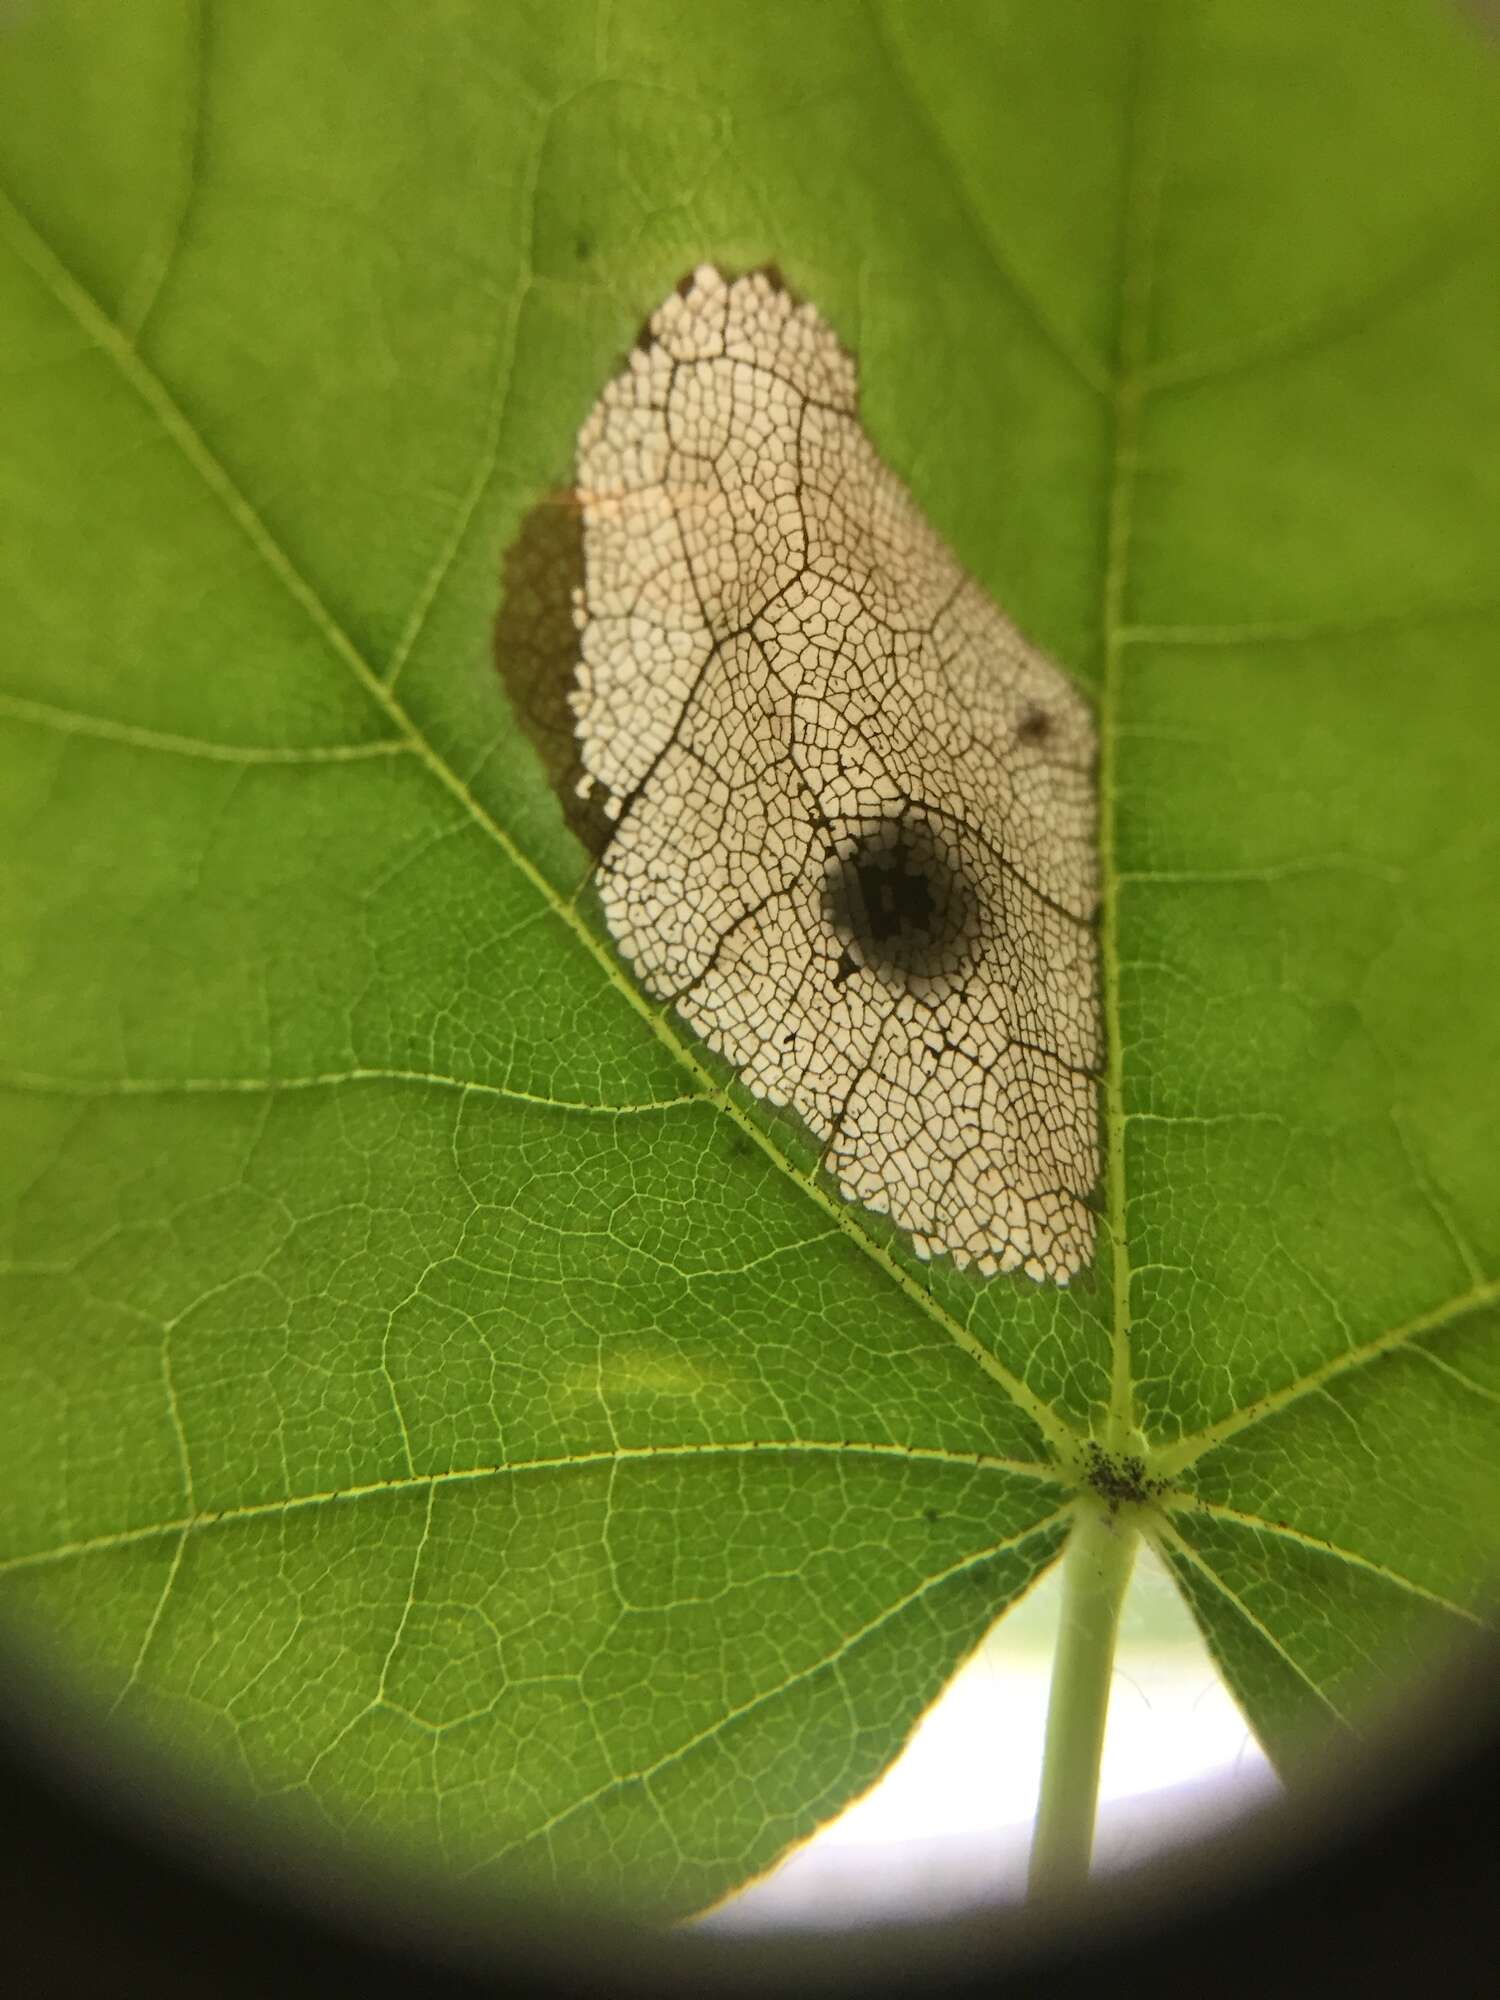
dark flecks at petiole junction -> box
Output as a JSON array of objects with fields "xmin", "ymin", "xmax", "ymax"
[{"xmin": 1082, "ymin": 1440, "xmax": 1167, "ymax": 1512}]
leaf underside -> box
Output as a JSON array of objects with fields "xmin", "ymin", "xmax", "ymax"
[{"xmin": 1, "ymin": 0, "xmax": 1498, "ymax": 1918}]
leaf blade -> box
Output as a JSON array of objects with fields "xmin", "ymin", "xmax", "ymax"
[{"xmin": 1, "ymin": 0, "xmax": 1497, "ymax": 1915}]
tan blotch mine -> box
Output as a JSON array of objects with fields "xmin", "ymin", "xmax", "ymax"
[{"xmin": 569, "ymin": 265, "xmax": 1100, "ymax": 1282}]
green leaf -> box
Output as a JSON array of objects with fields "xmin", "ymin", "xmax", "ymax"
[{"xmin": 2, "ymin": 0, "xmax": 1497, "ymax": 1917}]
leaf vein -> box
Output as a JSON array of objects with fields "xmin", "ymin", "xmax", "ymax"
[
  {"xmin": 118, "ymin": 0, "xmax": 206, "ymax": 341},
  {"xmin": 0, "ymin": 690, "xmax": 408, "ymax": 766},
  {"xmin": 862, "ymin": 0, "xmax": 1112, "ymax": 398},
  {"xmin": 0, "ymin": 1067, "xmax": 705, "ymax": 1118},
  {"xmin": 1160, "ymin": 1497, "xmax": 1483, "ymax": 1626},
  {"xmin": 1097, "ymin": 0, "xmax": 1169, "ymax": 1451},
  {"xmin": 1153, "ymin": 1518, "xmax": 1352, "ymax": 1726},
  {"xmin": 1141, "ymin": 202, "xmax": 1500, "ymax": 394},
  {"xmin": 0, "ymin": 1440, "xmax": 1067, "ymax": 1580},
  {"xmin": 1156, "ymin": 1275, "xmax": 1500, "ymax": 1478},
  {"xmin": 383, "ymin": 120, "xmax": 544, "ymax": 688},
  {"xmin": 488, "ymin": 1504, "xmax": 1073, "ymax": 1867},
  {"xmin": 1117, "ymin": 594, "xmax": 1500, "ymax": 650}
]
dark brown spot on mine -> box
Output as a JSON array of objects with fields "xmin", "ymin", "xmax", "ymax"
[{"xmin": 823, "ymin": 810, "xmax": 984, "ymax": 989}]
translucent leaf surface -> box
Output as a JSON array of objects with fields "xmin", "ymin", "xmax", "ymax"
[{"xmin": 2, "ymin": 0, "xmax": 1497, "ymax": 1917}]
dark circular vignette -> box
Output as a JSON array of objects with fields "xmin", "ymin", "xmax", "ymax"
[{"xmin": 2, "ymin": 1625, "xmax": 1497, "ymax": 2000}]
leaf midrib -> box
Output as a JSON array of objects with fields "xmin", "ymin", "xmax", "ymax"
[{"xmin": 1095, "ymin": 3, "xmax": 1158, "ymax": 1463}]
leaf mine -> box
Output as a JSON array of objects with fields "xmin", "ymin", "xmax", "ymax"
[{"xmin": 508, "ymin": 264, "xmax": 1100, "ymax": 1282}]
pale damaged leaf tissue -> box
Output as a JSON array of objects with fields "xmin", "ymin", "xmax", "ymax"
[{"xmin": 563, "ymin": 266, "xmax": 1099, "ymax": 1282}]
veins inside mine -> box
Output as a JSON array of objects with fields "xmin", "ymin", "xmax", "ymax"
[{"xmin": 502, "ymin": 262, "xmax": 1103, "ymax": 1284}]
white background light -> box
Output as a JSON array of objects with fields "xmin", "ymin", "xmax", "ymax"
[{"xmin": 701, "ymin": 1542, "xmax": 1277, "ymax": 1930}]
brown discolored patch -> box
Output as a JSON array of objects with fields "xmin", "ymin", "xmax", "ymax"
[{"xmin": 494, "ymin": 492, "xmax": 614, "ymax": 861}]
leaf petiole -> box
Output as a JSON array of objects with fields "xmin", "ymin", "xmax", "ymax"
[{"xmin": 1027, "ymin": 1498, "xmax": 1140, "ymax": 1900}]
